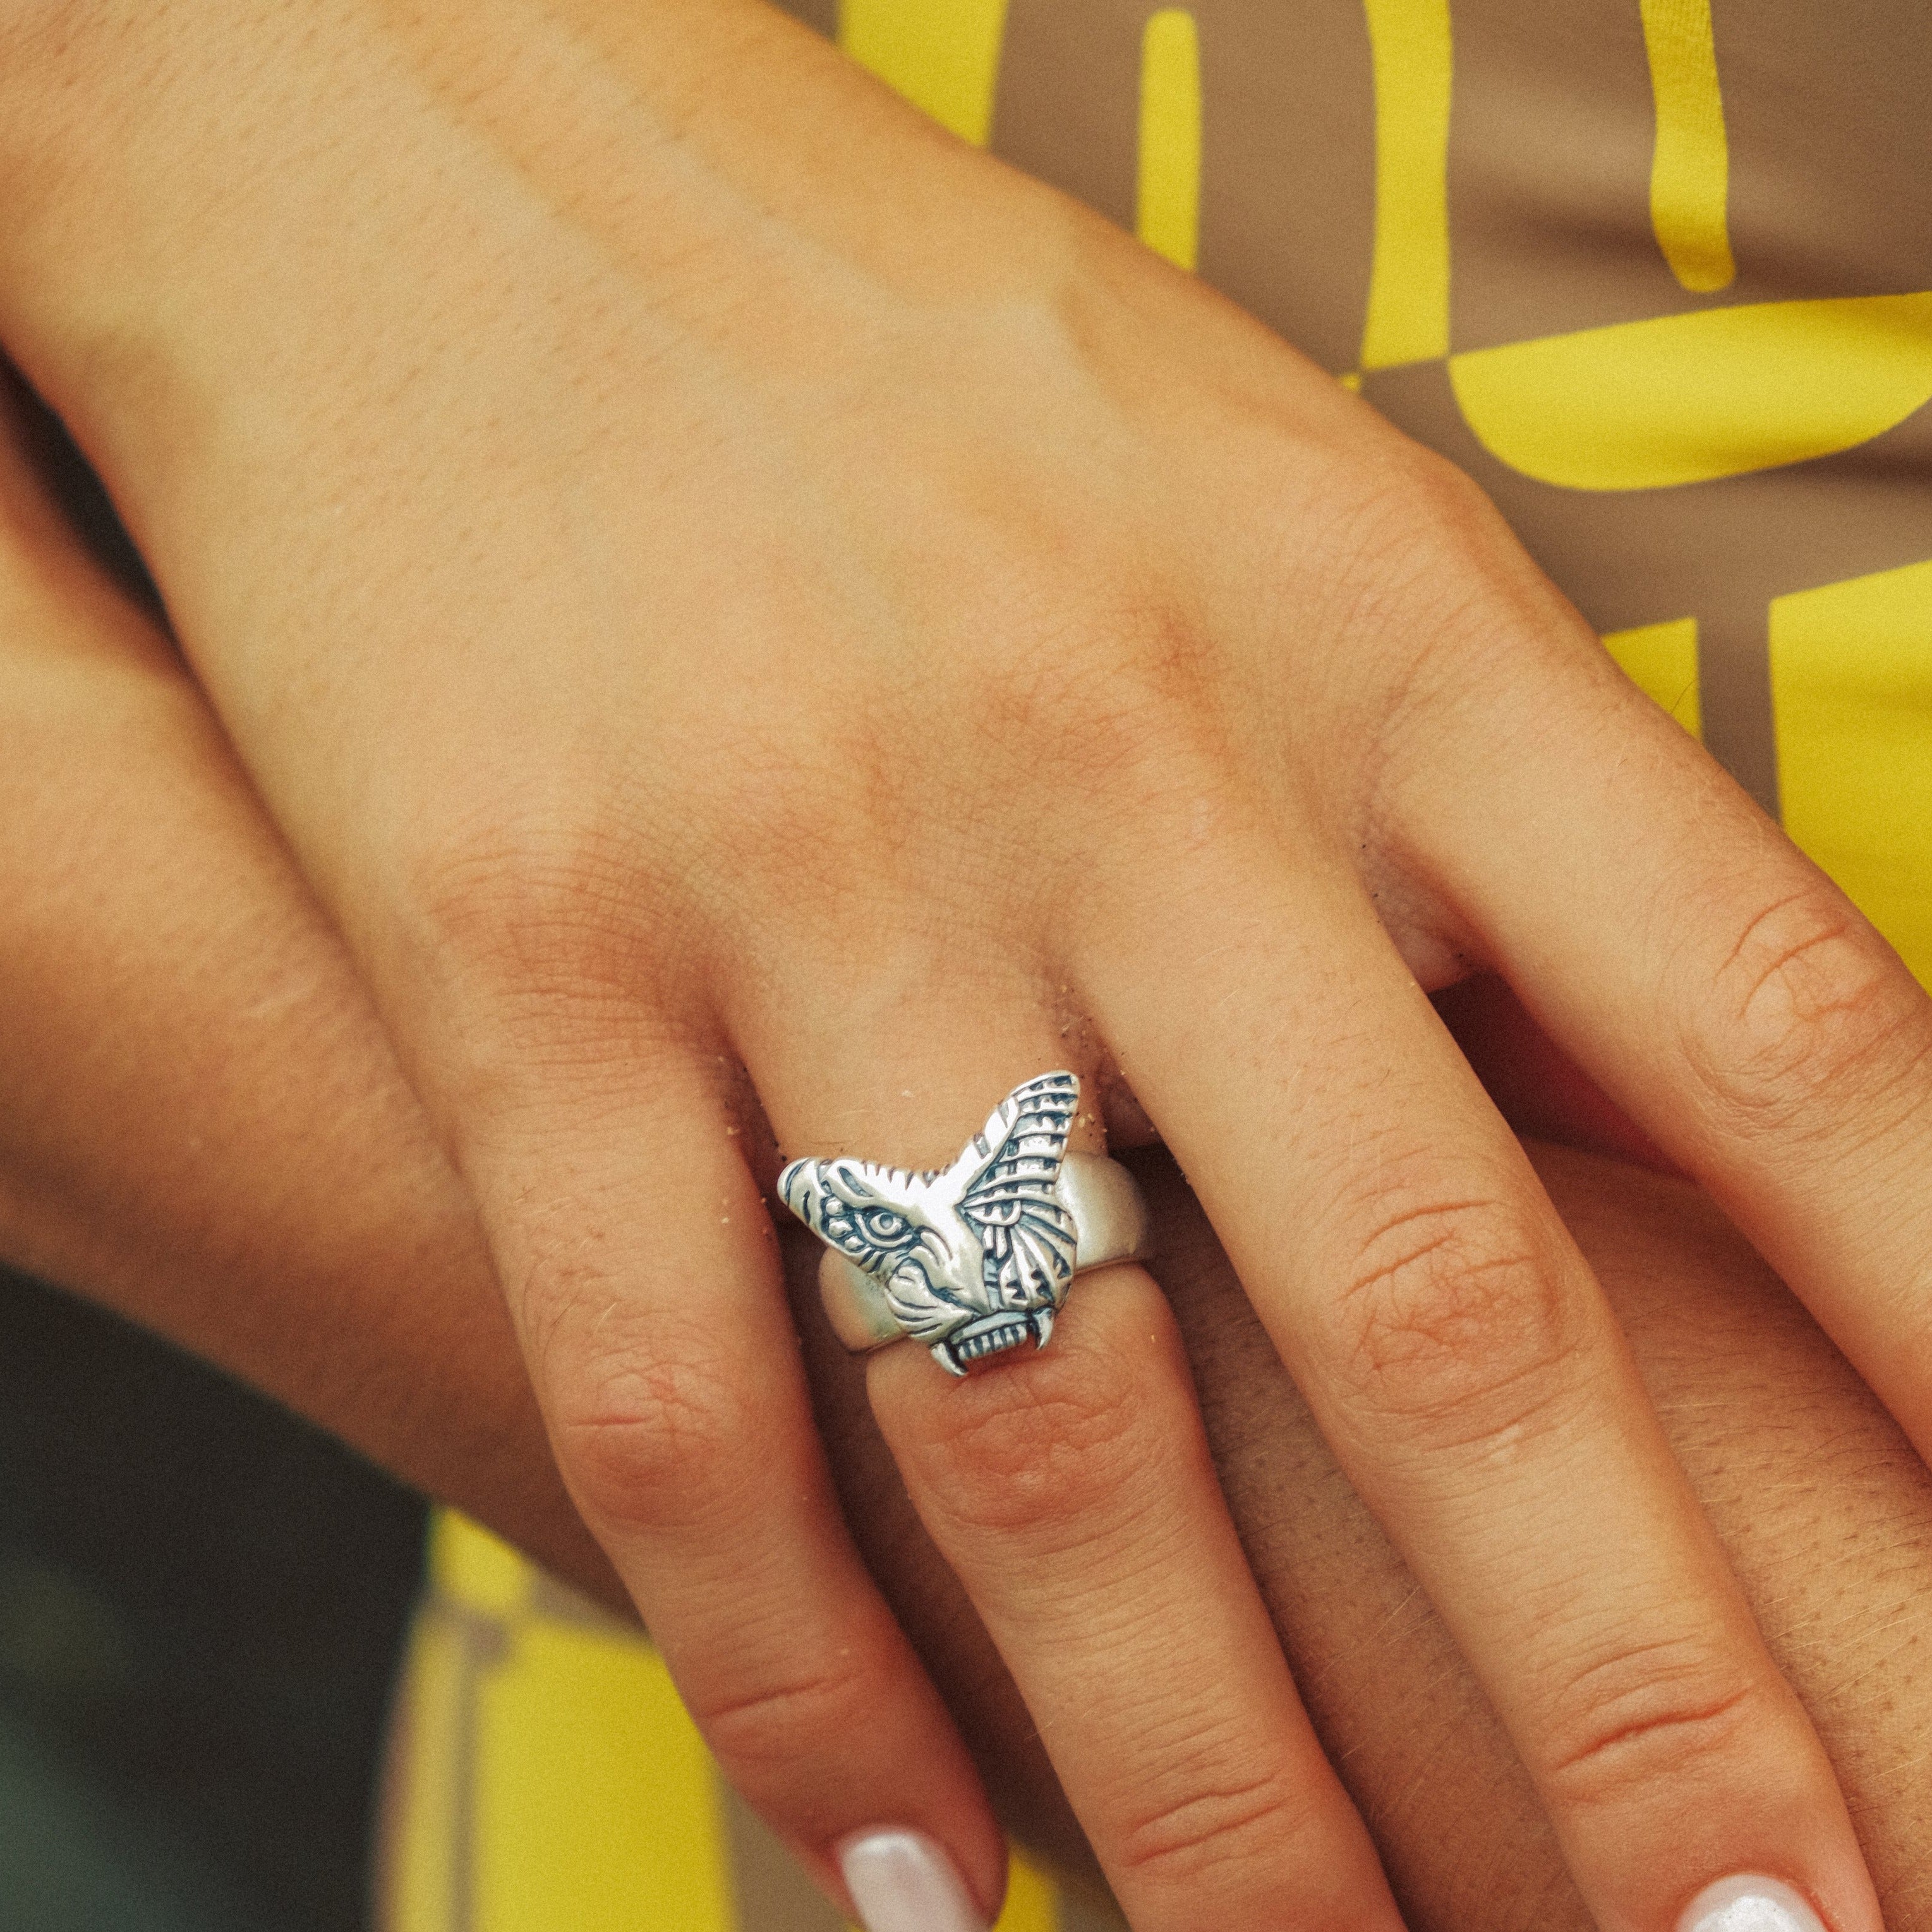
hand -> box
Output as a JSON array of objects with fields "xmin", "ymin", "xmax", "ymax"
[
  {"xmin": 8, "ymin": 6, "xmax": 1932, "ymax": 1927},
  {"xmin": 9, "ymin": 603, "xmax": 1932, "ymax": 1932},
  {"xmin": 11, "ymin": 549, "xmax": 1932, "ymax": 1932},
  {"xmin": 3, "ymin": 396, "xmax": 1930, "ymax": 1927}
]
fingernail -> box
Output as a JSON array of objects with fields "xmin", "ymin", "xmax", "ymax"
[
  {"xmin": 1679, "ymin": 1876, "xmax": 1830, "ymax": 1932},
  {"xmin": 838, "ymin": 1828, "xmax": 988, "ymax": 1932}
]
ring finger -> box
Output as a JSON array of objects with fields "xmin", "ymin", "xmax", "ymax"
[{"xmin": 743, "ymin": 977, "xmax": 1408, "ymax": 1932}]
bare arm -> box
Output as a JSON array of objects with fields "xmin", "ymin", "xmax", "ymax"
[{"xmin": 0, "ymin": 397, "xmax": 616, "ymax": 1603}]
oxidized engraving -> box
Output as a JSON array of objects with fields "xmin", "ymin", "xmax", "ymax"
[{"xmin": 779, "ymin": 1072, "xmax": 1080, "ymax": 1375}]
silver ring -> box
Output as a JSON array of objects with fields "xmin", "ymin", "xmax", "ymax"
[{"xmin": 778, "ymin": 1072, "xmax": 1150, "ymax": 1376}]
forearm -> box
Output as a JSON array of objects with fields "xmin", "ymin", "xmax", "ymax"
[{"xmin": 0, "ymin": 420, "xmax": 617, "ymax": 1602}]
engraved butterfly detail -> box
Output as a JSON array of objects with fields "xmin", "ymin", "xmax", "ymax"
[{"xmin": 778, "ymin": 1072, "xmax": 1080, "ymax": 1375}]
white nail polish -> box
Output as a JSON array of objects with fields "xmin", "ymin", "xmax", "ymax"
[
  {"xmin": 839, "ymin": 1828, "xmax": 987, "ymax": 1932},
  {"xmin": 1678, "ymin": 1876, "xmax": 1830, "ymax": 1932}
]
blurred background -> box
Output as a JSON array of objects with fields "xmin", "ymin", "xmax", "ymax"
[{"xmin": 0, "ymin": 1265, "xmax": 426, "ymax": 1932}]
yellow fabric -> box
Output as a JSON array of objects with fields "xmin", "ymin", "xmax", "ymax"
[
  {"xmin": 1639, "ymin": 0, "xmax": 1736, "ymax": 294},
  {"xmin": 1603, "ymin": 618, "xmax": 1703, "ymax": 741},
  {"xmin": 432, "ymin": 1509, "xmax": 532, "ymax": 1621},
  {"xmin": 1449, "ymin": 292, "xmax": 1932, "ymax": 491},
  {"xmin": 1359, "ymin": 0, "xmax": 1454, "ymax": 370},
  {"xmin": 389, "ymin": 1514, "xmax": 1075, "ymax": 1932},
  {"xmin": 394, "ymin": 1518, "xmax": 735, "ymax": 1932},
  {"xmin": 1137, "ymin": 10, "xmax": 1202, "ymax": 272},
  {"xmin": 998, "ymin": 1855, "xmax": 1061, "ymax": 1931},
  {"xmin": 474, "ymin": 1625, "xmax": 732, "ymax": 1932},
  {"xmin": 1773, "ymin": 560, "xmax": 1932, "ymax": 989},
  {"xmin": 837, "ymin": 0, "xmax": 1010, "ymax": 147},
  {"xmin": 389, "ymin": 1609, "xmax": 469, "ymax": 1932}
]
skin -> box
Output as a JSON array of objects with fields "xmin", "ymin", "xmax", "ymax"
[
  {"xmin": 4, "ymin": 425, "xmax": 1932, "ymax": 1932},
  {"xmin": 6, "ymin": 4, "xmax": 1932, "ymax": 1923}
]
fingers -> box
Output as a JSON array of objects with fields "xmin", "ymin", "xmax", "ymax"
[
  {"xmin": 0, "ymin": 379, "xmax": 1002, "ymax": 1926},
  {"xmin": 433, "ymin": 1012, "xmax": 1007, "ymax": 1924},
  {"xmin": 1077, "ymin": 845, "xmax": 1885, "ymax": 1932},
  {"xmin": 877, "ymin": 1272, "xmax": 1400, "ymax": 1932},
  {"xmin": 1120, "ymin": 1134, "xmax": 1932, "ymax": 1932},
  {"xmin": 0, "ymin": 381, "xmax": 1000, "ymax": 1915},
  {"xmin": 1399, "ymin": 653, "xmax": 1932, "ymax": 1460},
  {"xmin": 745, "ymin": 994, "xmax": 1406, "ymax": 1932}
]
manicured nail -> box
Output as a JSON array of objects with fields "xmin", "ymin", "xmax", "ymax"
[
  {"xmin": 838, "ymin": 1828, "xmax": 987, "ymax": 1932},
  {"xmin": 1679, "ymin": 1876, "xmax": 1830, "ymax": 1932}
]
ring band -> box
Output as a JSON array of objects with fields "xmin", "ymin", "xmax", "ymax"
[{"xmin": 778, "ymin": 1072, "xmax": 1150, "ymax": 1375}]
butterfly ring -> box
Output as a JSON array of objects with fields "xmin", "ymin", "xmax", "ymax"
[{"xmin": 778, "ymin": 1072, "xmax": 1150, "ymax": 1377}]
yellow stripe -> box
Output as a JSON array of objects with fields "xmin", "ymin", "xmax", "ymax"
[
  {"xmin": 1639, "ymin": 0, "xmax": 1736, "ymax": 294},
  {"xmin": 385, "ymin": 1611, "xmax": 469, "ymax": 1932},
  {"xmin": 1772, "ymin": 558, "xmax": 1932, "ymax": 990},
  {"xmin": 1359, "ymin": 0, "xmax": 1453, "ymax": 369},
  {"xmin": 1137, "ymin": 9, "xmax": 1202, "ymax": 272},
  {"xmin": 473, "ymin": 1622, "xmax": 734, "ymax": 1932},
  {"xmin": 994, "ymin": 1848, "xmax": 1062, "ymax": 1931},
  {"xmin": 1448, "ymin": 291, "xmax": 1932, "ymax": 491},
  {"xmin": 838, "ymin": 0, "xmax": 1010, "ymax": 147},
  {"xmin": 430, "ymin": 1510, "xmax": 531, "ymax": 1621},
  {"xmin": 1603, "ymin": 617, "xmax": 1702, "ymax": 739}
]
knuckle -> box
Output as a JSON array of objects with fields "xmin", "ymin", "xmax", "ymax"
[
  {"xmin": 1375, "ymin": 441, "xmax": 1498, "ymax": 553},
  {"xmin": 687, "ymin": 727, "xmax": 852, "ymax": 892},
  {"xmin": 903, "ymin": 1343, "xmax": 1151, "ymax": 1542},
  {"xmin": 1535, "ymin": 1638, "xmax": 1767, "ymax": 1812},
  {"xmin": 688, "ymin": 1658, "xmax": 879, "ymax": 1787},
  {"xmin": 1689, "ymin": 884, "xmax": 1931, "ymax": 1135},
  {"xmin": 906, "ymin": 584, "xmax": 1211, "ymax": 864},
  {"xmin": 1319, "ymin": 444, "xmax": 1502, "ymax": 619},
  {"xmin": 1314, "ymin": 1189, "xmax": 1586, "ymax": 1452},
  {"xmin": 980, "ymin": 601, "xmax": 1180, "ymax": 773},
  {"xmin": 547, "ymin": 1330, "xmax": 760, "ymax": 1539},
  {"xmin": 687, "ymin": 598, "xmax": 1195, "ymax": 933},
  {"xmin": 402, "ymin": 805, "xmax": 660, "ymax": 1011},
  {"xmin": 1111, "ymin": 1768, "xmax": 1308, "ymax": 1892}
]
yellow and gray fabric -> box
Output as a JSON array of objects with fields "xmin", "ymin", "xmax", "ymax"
[
  {"xmin": 382, "ymin": 4, "xmax": 1931, "ymax": 1925},
  {"xmin": 839, "ymin": 0, "xmax": 1932, "ymax": 981},
  {"xmin": 379, "ymin": 1514, "xmax": 1105, "ymax": 1931}
]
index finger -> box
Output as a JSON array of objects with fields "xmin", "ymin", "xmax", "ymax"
[
  {"xmin": 1408, "ymin": 648, "xmax": 1932, "ymax": 1459},
  {"xmin": 1077, "ymin": 843, "xmax": 1885, "ymax": 1932}
]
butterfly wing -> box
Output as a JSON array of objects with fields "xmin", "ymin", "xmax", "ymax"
[{"xmin": 954, "ymin": 1072, "xmax": 1079, "ymax": 1311}]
